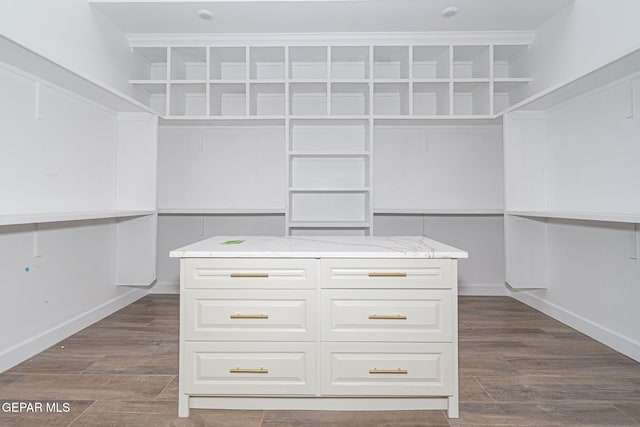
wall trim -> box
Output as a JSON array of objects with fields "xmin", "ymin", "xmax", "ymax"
[
  {"xmin": 458, "ymin": 283, "xmax": 508, "ymax": 296},
  {"xmin": 0, "ymin": 289, "xmax": 147, "ymax": 372},
  {"xmin": 509, "ymin": 290, "xmax": 640, "ymax": 363},
  {"xmin": 150, "ymin": 281, "xmax": 180, "ymax": 294}
]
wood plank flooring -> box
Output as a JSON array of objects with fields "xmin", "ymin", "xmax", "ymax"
[{"xmin": 1, "ymin": 295, "xmax": 639, "ymax": 426}]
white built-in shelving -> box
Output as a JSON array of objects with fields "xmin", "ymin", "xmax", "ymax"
[{"xmin": 503, "ymin": 47, "xmax": 640, "ymax": 289}]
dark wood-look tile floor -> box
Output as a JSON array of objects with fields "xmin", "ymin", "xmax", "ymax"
[{"xmin": 1, "ymin": 295, "xmax": 639, "ymax": 426}]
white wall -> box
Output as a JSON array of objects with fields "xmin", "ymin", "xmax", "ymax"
[
  {"xmin": 515, "ymin": 0, "xmax": 640, "ymax": 102},
  {"xmin": 0, "ymin": 0, "xmax": 133, "ymax": 96}
]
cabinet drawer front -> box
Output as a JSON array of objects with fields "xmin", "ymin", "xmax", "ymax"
[
  {"xmin": 319, "ymin": 259, "xmax": 454, "ymax": 289},
  {"xmin": 184, "ymin": 258, "xmax": 316, "ymax": 289},
  {"xmin": 321, "ymin": 342, "xmax": 452, "ymax": 396},
  {"xmin": 184, "ymin": 342, "xmax": 315, "ymax": 395},
  {"xmin": 321, "ymin": 290, "xmax": 452, "ymax": 342},
  {"xmin": 185, "ymin": 289, "xmax": 315, "ymax": 341}
]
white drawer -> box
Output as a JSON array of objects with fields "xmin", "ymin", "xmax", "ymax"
[
  {"xmin": 319, "ymin": 259, "xmax": 454, "ymax": 289},
  {"xmin": 321, "ymin": 289, "xmax": 452, "ymax": 342},
  {"xmin": 183, "ymin": 258, "xmax": 316, "ymax": 289},
  {"xmin": 184, "ymin": 342, "xmax": 315, "ymax": 395},
  {"xmin": 185, "ymin": 289, "xmax": 315, "ymax": 341},
  {"xmin": 321, "ymin": 342, "xmax": 453, "ymax": 396}
]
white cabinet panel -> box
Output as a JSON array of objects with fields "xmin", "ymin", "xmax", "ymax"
[
  {"xmin": 321, "ymin": 289, "xmax": 452, "ymax": 342},
  {"xmin": 321, "ymin": 342, "xmax": 453, "ymax": 396},
  {"xmin": 185, "ymin": 289, "xmax": 315, "ymax": 341},
  {"xmin": 184, "ymin": 342, "xmax": 315, "ymax": 395}
]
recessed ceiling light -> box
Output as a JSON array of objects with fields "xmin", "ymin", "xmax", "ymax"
[
  {"xmin": 197, "ymin": 9, "xmax": 213, "ymax": 21},
  {"xmin": 441, "ymin": 7, "xmax": 459, "ymax": 18}
]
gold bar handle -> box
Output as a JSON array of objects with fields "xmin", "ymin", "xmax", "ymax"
[
  {"xmin": 230, "ymin": 314, "xmax": 269, "ymax": 319},
  {"xmin": 230, "ymin": 367, "xmax": 269, "ymax": 374},
  {"xmin": 369, "ymin": 314, "xmax": 407, "ymax": 320},
  {"xmin": 369, "ymin": 368, "xmax": 408, "ymax": 375},
  {"xmin": 368, "ymin": 272, "xmax": 407, "ymax": 277},
  {"xmin": 230, "ymin": 273, "xmax": 269, "ymax": 278}
]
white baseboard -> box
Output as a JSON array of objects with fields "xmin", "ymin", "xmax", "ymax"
[
  {"xmin": 0, "ymin": 289, "xmax": 147, "ymax": 372},
  {"xmin": 150, "ymin": 282, "xmax": 179, "ymax": 294},
  {"xmin": 458, "ymin": 283, "xmax": 508, "ymax": 296},
  {"xmin": 509, "ymin": 290, "xmax": 640, "ymax": 363}
]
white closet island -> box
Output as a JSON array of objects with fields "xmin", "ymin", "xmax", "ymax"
[{"xmin": 170, "ymin": 235, "xmax": 467, "ymax": 418}]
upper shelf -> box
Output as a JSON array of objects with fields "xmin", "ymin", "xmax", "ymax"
[
  {"xmin": 507, "ymin": 45, "xmax": 640, "ymax": 112},
  {"xmin": 0, "ymin": 210, "xmax": 156, "ymax": 227},
  {"xmin": 506, "ymin": 210, "xmax": 640, "ymax": 224},
  {"xmin": 0, "ymin": 35, "xmax": 153, "ymax": 114}
]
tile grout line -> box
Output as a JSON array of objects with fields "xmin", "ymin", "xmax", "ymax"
[
  {"xmin": 66, "ymin": 399, "xmax": 98, "ymax": 427},
  {"xmin": 473, "ymin": 376, "xmax": 498, "ymax": 404}
]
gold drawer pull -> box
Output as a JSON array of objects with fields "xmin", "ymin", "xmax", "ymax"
[
  {"xmin": 368, "ymin": 272, "xmax": 407, "ymax": 277},
  {"xmin": 230, "ymin": 367, "xmax": 269, "ymax": 374},
  {"xmin": 230, "ymin": 273, "xmax": 269, "ymax": 278},
  {"xmin": 230, "ymin": 314, "xmax": 269, "ymax": 319},
  {"xmin": 369, "ymin": 368, "xmax": 408, "ymax": 375},
  {"xmin": 369, "ymin": 314, "xmax": 407, "ymax": 320}
]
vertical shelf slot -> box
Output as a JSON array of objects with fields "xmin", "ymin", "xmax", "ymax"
[
  {"xmin": 170, "ymin": 47, "xmax": 207, "ymax": 80},
  {"xmin": 330, "ymin": 83, "xmax": 369, "ymax": 116},
  {"xmin": 413, "ymin": 46, "xmax": 450, "ymax": 79},
  {"xmin": 289, "ymin": 83, "xmax": 327, "ymax": 116},
  {"xmin": 453, "ymin": 82, "xmax": 490, "ymax": 115},
  {"xmin": 453, "ymin": 46, "xmax": 490, "ymax": 79},
  {"xmin": 250, "ymin": 83, "xmax": 285, "ymax": 116},
  {"xmin": 331, "ymin": 46, "xmax": 370, "ymax": 79},
  {"xmin": 373, "ymin": 83, "xmax": 409, "ymax": 115},
  {"xmin": 250, "ymin": 47, "xmax": 285, "ymax": 80},
  {"xmin": 131, "ymin": 47, "xmax": 168, "ymax": 80},
  {"xmin": 373, "ymin": 46, "xmax": 410, "ymax": 79},
  {"xmin": 493, "ymin": 45, "xmax": 530, "ymax": 78},
  {"xmin": 211, "ymin": 47, "xmax": 246, "ymax": 80},
  {"xmin": 170, "ymin": 83, "xmax": 206, "ymax": 116},
  {"xmin": 290, "ymin": 192, "xmax": 369, "ymax": 222},
  {"xmin": 290, "ymin": 156, "xmax": 369, "ymax": 188},
  {"xmin": 289, "ymin": 47, "xmax": 328, "ymax": 79},
  {"xmin": 211, "ymin": 83, "xmax": 246, "ymax": 116},
  {"xmin": 289, "ymin": 120, "xmax": 369, "ymax": 152},
  {"xmin": 413, "ymin": 82, "xmax": 450, "ymax": 115}
]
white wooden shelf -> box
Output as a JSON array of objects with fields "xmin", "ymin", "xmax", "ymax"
[
  {"xmin": 159, "ymin": 117, "xmax": 285, "ymax": 126},
  {"xmin": 506, "ymin": 210, "xmax": 640, "ymax": 224},
  {"xmin": 289, "ymin": 151, "xmax": 369, "ymax": 158},
  {"xmin": 289, "ymin": 188, "xmax": 370, "ymax": 193},
  {"xmin": 375, "ymin": 209, "xmax": 504, "ymax": 215},
  {"xmin": 158, "ymin": 208, "xmax": 285, "ymax": 215},
  {"xmin": 289, "ymin": 221, "xmax": 371, "ymax": 228},
  {"xmin": 0, "ymin": 210, "xmax": 156, "ymax": 226}
]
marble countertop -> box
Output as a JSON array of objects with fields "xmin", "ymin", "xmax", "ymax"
[{"xmin": 170, "ymin": 235, "xmax": 468, "ymax": 259}]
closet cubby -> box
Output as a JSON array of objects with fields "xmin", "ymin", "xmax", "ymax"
[
  {"xmin": 211, "ymin": 83, "xmax": 246, "ymax": 116},
  {"xmin": 331, "ymin": 46, "xmax": 370, "ymax": 79},
  {"xmin": 290, "ymin": 191, "xmax": 370, "ymax": 222},
  {"xmin": 132, "ymin": 83, "xmax": 167, "ymax": 115},
  {"xmin": 250, "ymin": 47, "xmax": 285, "ymax": 80},
  {"xmin": 289, "ymin": 155, "xmax": 369, "ymax": 189},
  {"xmin": 373, "ymin": 46, "xmax": 410, "ymax": 79},
  {"xmin": 289, "ymin": 46, "xmax": 328, "ymax": 79},
  {"xmin": 413, "ymin": 46, "xmax": 450, "ymax": 79},
  {"xmin": 373, "ymin": 82, "xmax": 409, "ymax": 115},
  {"xmin": 330, "ymin": 83, "xmax": 369, "ymax": 116},
  {"xmin": 493, "ymin": 81, "xmax": 529, "ymax": 114},
  {"xmin": 453, "ymin": 82, "xmax": 490, "ymax": 115},
  {"xmin": 250, "ymin": 83, "xmax": 285, "ymax": 115},
  {"xmin": 170, "ymin": 47, "xmax": 207, "ymax": 80},
  {"xmin": 289, "ymin": 83, "xmax": 327, "ymax": 115},
  {"xmin": 169, "ymin": 83, "xmax": 206, "ymax": 116},
  {"xmin": 211, "ymin": 47, "xmax": 246, "ymax": 80},
  {"xmin": 413, "ymin": 82, "xmax": 450, "ymax": 115},
  {"xmin": 453, "ymin": 45, "xmax": 490, "ymax": 79},
  {"xmin": 493, "ymin": 45, "xmax": 529, "ymax": 78},
  {"xmin": 131, "ymin": 47, "xmax": 168, "ymax": 80},
  {"xmin": 289, "ymin": 119, "xmax": 369, "ymax": 152}
]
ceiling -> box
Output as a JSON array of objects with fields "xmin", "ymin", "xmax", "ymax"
[{"xmin": 90, "ymin": 0, "xmax": 574, "ymax": 34}]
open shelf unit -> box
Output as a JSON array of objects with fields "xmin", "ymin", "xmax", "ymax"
[
  {"xmin": 129, "ymin": 43, "xmax": 532, "ymax": 119},
  {"xmin": 503, "ymin": 47, "xmax": 640, "ymax": 289}
]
